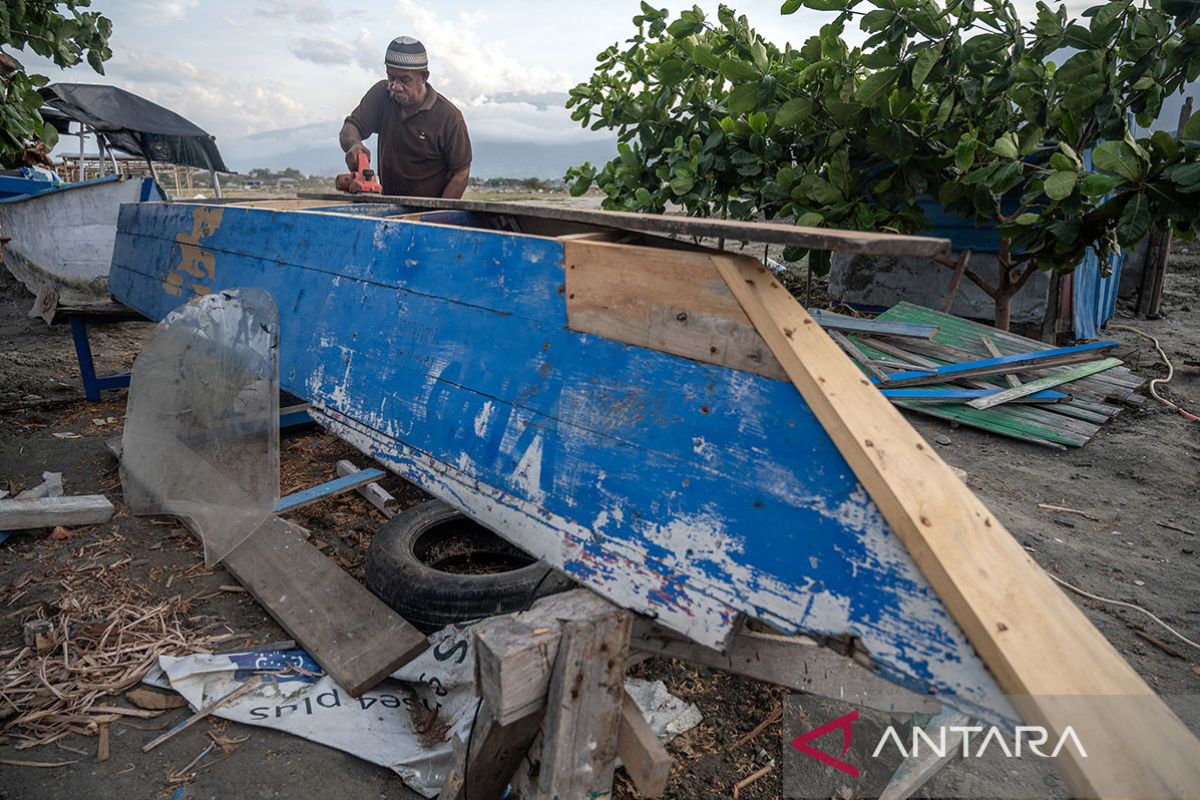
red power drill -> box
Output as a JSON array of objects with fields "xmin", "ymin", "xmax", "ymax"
[{"xmin": 336, "ymin": 151, "xmax": 382, "ymax": 194}]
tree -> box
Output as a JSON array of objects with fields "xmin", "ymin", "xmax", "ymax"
[
  {"xmin": 0, "ymin": 1, "xmax": 112, "ymax": 167},
  {"xmin": 565, "ymin": 0, "xmax": 1200, "ymax": 329}
]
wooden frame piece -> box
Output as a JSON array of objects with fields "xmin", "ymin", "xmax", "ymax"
[
  {"xmin": 710, "ymin": 254, "xmax": 1200, "ymax": 797},
  {"xmin": 297, "ymin": 192, "xmax": 951, "ymax": 258}
]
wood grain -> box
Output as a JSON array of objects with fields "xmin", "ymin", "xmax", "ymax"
[
  {"xmin": 711, "ymin": 254, "xmax": 1200, "ymax": 798},
  {"xmin": 296, "ymin": 192, "xmax": 951, "ymax": 257},
  {"xmin": 222, "ymin": 515, "xmax": 427, "ymax": 696}
]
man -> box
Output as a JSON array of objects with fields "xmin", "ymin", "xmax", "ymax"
[{"xmin": 340, "ymin": 37, "xmax": 471, "ymax": 198}]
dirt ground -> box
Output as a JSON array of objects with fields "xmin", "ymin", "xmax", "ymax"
[{"xmin": 0, "ymin": 237, "xmax": 1198, "ymax": 800}]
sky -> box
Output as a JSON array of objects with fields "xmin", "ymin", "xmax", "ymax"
[{"xmin": 21, "ymin": 0, "xmax": 1135, "ymax": 175}]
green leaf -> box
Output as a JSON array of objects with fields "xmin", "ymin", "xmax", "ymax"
[
  {"xmin": 911, "ymin": 44, "xmax": 943, "ymax": 88},
  {"xmin": 795, "ymin": 212, "xmax": 824, "ymax": 226},
  {"xmin": 1014, "ymin": 213, "xmax": 1041, "ymax": 225},
  {"xmin": 775, "ymin": 97, "xmax": 812, "ymax": 127},
  {"xmin": 634, "ymin": 187, "xmax": 653, "ymax": 206},
  {"xmin": 669, "ymin": 173, "xmax": 696, "ymax": 195},
  {"xmin": 955, "ymin": 135, "xmax": 977, "ymax": 171},
  {"xmin": 855, "ymin": 68, "xmax": 896, "ymax": 105},
  {"xmin": 1117, "ymin": 192, "xmax": 1151, "ymax": 245},
  {"xmin": 1093, "ymin": 141, "xmax": 1145, "ymax": 181},
  {"xmin": 728, "ymin": 82, "xmax": 761, "ymax": 114},
  {"xmin": 720, "ymin": 59, "xmax": 761, "ymax": 82},
  {"xmin": 748, "ymin": 111, "xmax": 769, "ymax": 133},
  {"xmin": 992, "ymin": 133, "xmax": 1019, "ymax": 160},
  {"xmin": 1054, "ymin": 50, "xmax": 1105, "ymax": 87},
  {"xmin": 1183, "ymin": 112, "xmax": 1200, "ymax": 141},
  {"xmin": 1049, "ymin": 153, "xmax": 1075, "ymax": 172},
  {"xmin": 1080, "ymin": 173, "xmax": 1123, "ymax": 196},
  {"xmin": 1044, "ymin": 170, "xmax": 1077, "ymax": 201}
]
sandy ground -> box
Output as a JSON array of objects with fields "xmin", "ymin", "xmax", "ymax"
[{"xmin": 0, "ymin": 230, "xmax": 1197, "ymax": 799}]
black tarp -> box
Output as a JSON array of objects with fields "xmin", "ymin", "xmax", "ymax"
[{"xmin": 39, "ymin": 83, "xmax": 230, "ymax": 173}]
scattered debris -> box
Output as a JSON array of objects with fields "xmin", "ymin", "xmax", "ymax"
[
  {"xmin": 1157, "ymin": 520, "xmax": 1197, "ymax": 537},
  {"xmin": 1038, "ymin": 503, "xmax": 1102, "ymax": 522},
  {"xmin": 0, "ymin": 557, "xmax": 239, "ymax": 750},
  {"xmin": 125, "ymin": 687, "xmax": 189, "ymax": 711},
  {"xmin": 842, "ymin": 303, "xmax": 1146, "ymax": 448}
]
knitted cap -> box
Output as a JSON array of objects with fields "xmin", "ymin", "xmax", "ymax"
[{"xmin": 385, "ymin": 36, "xmax": 428, "ymax": 70}]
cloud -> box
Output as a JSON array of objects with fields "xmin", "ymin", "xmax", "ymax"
[
  {"xmin": 385, "ymin": 1, "xmax": 573, "ymax": 100},
  {"xmin": 98, "ymin": 49, "xmax": 312, "ymax": 139},
  {"xmin": 287, "ymin": 30, "xmax": 377, "ymax": 72},
  {"xmin": 254, "ymin": 0, "xmax": 333, "ymax": 25},
  {"xmin": 119, "ymin": 0, "xmax": 199, "ymax": 22}
]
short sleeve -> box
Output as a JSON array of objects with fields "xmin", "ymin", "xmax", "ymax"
[
  {"xmin": 345, "ymin": 81, "xmax": 388, "ymax": 138},
  {"xmin": 443, "ymin": 112, "xmax": 472, "ymax": 173}
]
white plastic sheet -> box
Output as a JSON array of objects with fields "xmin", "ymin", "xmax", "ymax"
[
  {"xmin": 120, "ymin": 288, "xmax": 280, "ymax": 564},
  {"xmin": 146, "ymin": 625, "xmax": 701, "ymax": 797}
]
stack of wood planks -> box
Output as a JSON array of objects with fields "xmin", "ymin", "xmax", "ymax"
[{"xmin": 819, "ymin": 303, "xmax": 1145, "ymax": 448}]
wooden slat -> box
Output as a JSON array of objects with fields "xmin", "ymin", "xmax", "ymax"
[
  {"xmin": 877, "ymin": 341, "xmax": 1119, "ymax": 388},
  {"xmin": 711, "ymin": 254, "xmax": 1200, "ymax": 798},
  {"xmin": 809, "ymin": 308, "xmax": 937, "ymax": 339},
  {"xmin": 296, "ymin": 192, "xmax": 951, "ymax": 258},
  {"xmin": 564, "ymin": 240, "xmax": 785, "ymax": 379},
  {"xmin": 222, "ymin": 515, "xmax": 427, "ymax": 696},
  {"xmin": 631, "ymin": 623, "xmax": 939, "ymax": 715},
  {"xmin": 618, "ymin": 691, "xmax": 671, "ymax": 798},
  {"xmin": 440, "ymin": 699, "xmax": 543, "ymax": 800},
  {"xmin": 0, "ymin": 495, "xmax": 114, "ymax": 529},
  {"xmin": 966, "ymin": 358, "xmax": 1123, "ymax": 410},
  {"xmin": 532, "ymin": 602, "xmax": 631, "ymax": 799}
]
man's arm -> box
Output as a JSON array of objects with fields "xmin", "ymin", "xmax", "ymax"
[
  {"xmin": 442, "ymin": 166, "xmax": 469, "ymax": 199},
  {"xmin": 340, "ymin": 121, "xmax": 370, "ymax": 172}
]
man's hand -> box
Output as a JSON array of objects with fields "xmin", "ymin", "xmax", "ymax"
[{"xmin": 345, "ymin": 142, "xmax": 370, "ymax": 172}]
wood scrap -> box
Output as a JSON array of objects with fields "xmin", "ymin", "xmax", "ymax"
[
  {"xmin": 142, "ymin": 676, "xmax": 263, "ymax": 752},
  {"xmin": 966, "ymin": 358, "xmax": 1123, "ymax": 410},
  {"xmin": 1037, "ymin": 504, "xmax": 1101, "ymax": 522},
  {"xmin": 0, "ymin": 555, "xmax": 236, "ymax": 750},
  {"xmin": 0, "ymin": 495, "xmax": 114, "ymax": 530},
  {"xmin": 126, "ymin": 687, "xmax": 189, "ymax": 711},
  {"xmin": 617, "ymin": 691, "xmax": 672, "ymax": 798}
]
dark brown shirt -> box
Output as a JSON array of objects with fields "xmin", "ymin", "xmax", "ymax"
[{"xmin": 345, "ymin": 82, "xmax": 471, "ymax": 197}]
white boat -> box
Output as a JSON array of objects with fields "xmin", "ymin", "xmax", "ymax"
[{"xmin": 0, "ymin": 174, "xmax": 164, "ymax": 309}]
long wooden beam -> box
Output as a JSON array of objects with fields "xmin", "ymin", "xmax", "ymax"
[
  {"xmin": 710, "ymin": 254, "xmax": 1200, "ymax": 798},
  {"xmin": 295, "ymin": 192, "xmax": 950, "ymax": 258}
]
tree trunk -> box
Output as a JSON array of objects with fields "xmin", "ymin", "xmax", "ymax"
[{"xmin": 993, "ymin": 238, "xmax": 1014, "ymax": 331}]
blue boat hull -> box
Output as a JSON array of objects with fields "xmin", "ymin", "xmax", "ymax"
[{"xmin": 109, "ymin": 201, "xmax": 1010, "ymax": 722}]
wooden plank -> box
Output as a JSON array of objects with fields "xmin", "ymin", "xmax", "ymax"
[
  {"xmin": 711, "ymin": 254, "xmax": 1200, "ymax": 798},
  {"xmin": 474, "ymin": 590, "xmax": 608, "ymax": 726},
  {"xmin": 335, "ymin": 460, "xmax": 398, "ymax": 517},
  {"xmin": 966, "ymin": 358, "xmax": 1123, "ymax": 410},
  {"xmin": 222, "ymin": 515, "xmax": 427, "ymax": 696},
  {"xmin": 440, "ymin": 699, "xmax": 543, "ymax": 800},
  {"xmin": 829, "ymin": 330, "xmax": 888, "ymax": 381},
  {"xmin": 877, "ymin": 710, "xmax": 971, "ymax": 800},
  {"xmin": 981, "ymin": 336, "xmax": 1020, "ymax": 388},
  {"xmin": 876, "ymin": 341, "xmax": 1119, "ymax": 388},
  {"xmin": 631, "ymin": 623, "xmax": 939, "ymax": 716},
  {"xmin": 880, "ymin": 387, "xmax": 1068, "ymax": 403},
  {"xmin": 532, "ymin": 604, "xmax": 631, "ymax": 800},
  {"xmin": 295, "ymin": 192, "xmax": 952, "ymax": 258},
  {"xmin": 0, "ymin": 495, "xmax": 114, "ymax": 529},
  {"xmin": 564, "ymin": 240, "xmax": 785, "ymax": 379},
  {"xmin": 618, "ymin": 691, "xmax": 671, "ymax": 798},
  {"xmin": 809, "ymin": 308, "xmax": 937, "ymax": 339},
  {"xmin": 273, "ymin": 468, "xmax": 386, "ymax": 513}
]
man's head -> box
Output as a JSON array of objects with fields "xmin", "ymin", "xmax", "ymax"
[{"xmin": 385, "ymin": 36, "xmax": 430, "ymax": 108}]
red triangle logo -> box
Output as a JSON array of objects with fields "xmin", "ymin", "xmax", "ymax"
[{"xmin": 791, "ymin": 708, "xmax": 860, "ymax": 778}]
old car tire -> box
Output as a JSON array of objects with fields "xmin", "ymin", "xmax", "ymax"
[{"xmin": 366, "ymin": 499, "xmax": 574, "ymax": 632}]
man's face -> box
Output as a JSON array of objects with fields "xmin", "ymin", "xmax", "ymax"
[{"xmin": 386, "ymin": 68, "xmax": 428, "ymax": 107}]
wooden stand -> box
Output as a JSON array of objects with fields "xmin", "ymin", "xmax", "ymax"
[{"xmin": 440, "ymin": 589, "xmax": 958, "ymax": 800}]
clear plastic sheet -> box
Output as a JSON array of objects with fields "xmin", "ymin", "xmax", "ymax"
[{"xmin": 121, "ymin": 288, "xmax": 280, "ymax": 565}]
